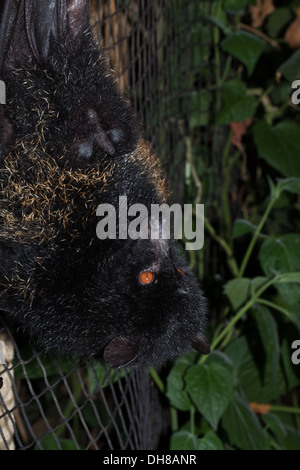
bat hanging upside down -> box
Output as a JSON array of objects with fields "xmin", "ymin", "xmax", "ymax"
[{"xmin": 0, "ymin": 0, "xmax": 209, "ymax": 369}]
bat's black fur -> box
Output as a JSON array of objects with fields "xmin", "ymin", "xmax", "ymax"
[{"xmin": 0, "ymin": 0, "xmax": 209, "ymax": 369}]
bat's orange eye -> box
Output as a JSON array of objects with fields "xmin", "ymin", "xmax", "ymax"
[
  {"xmin": 176, "ymin": 267, "xmax": 185, "ymax": 276},
  {"xmin": 139, "ymin": 271, "xmax": 155, "ymax": 285}
]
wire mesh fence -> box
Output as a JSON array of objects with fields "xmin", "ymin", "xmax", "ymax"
[
  {"xmin": 0, "ymin": 318, "xmax": 160, "ymax": 450},
  {"xmin": 0, "ymin": 0, "xmax": 216, "ymax": 450}
]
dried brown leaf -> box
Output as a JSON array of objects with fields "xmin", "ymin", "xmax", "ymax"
[
  {"xmin": 250, "ymin": 402, "xmax": 271, "ymax": 415},
  {"xmin": 285, "ymin": 8, "xmax": 300, "ymax": 49},
  {"xmin": 249, "ymin": 0, "xmax": 275, "ymax": 28},
  {"xmin": 230, "ymin": 119, "xmax": 252, "ymax": 150}
]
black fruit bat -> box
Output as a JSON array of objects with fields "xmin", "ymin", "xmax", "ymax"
[{"xmin": 0, "ymin": 0, "xmax": 209, "ymax": 369}]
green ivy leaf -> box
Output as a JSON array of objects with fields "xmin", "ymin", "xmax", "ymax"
[
  {"xmin": 166, "ymin": 362, "xmax": 193, "ymax": 411},
  {"xmin": 185, "ymin": 358, "xmax": 234, "ymax": 430},
  {"xmin": 217, "ymin": 78, "xmax": 258, "ymax": 124},
  {"xmin": 266, "ymin": 8, "xmax": 293, "ymax": 38},
  {"xmin": 253, "ymin": 121, "xmax": 300, "ymax": 177},
  {"xmin": 221, "ymin": 31, "xmax": 266, "ymax": 75},
  {"xmin": 276, "ymin": 272, "xmax": 300, "ymax": 284},
  {"xmin": 259, "ymin": 234, "xmax": 300, "ymax": 304},
  {"xmin": 280, "ymin": 338, "xmax": 300, "ymax": 390},
  {"xmin": 250, "ymin": 276, "xmax": 269, "ymax": 296},
  {"xmin": 206, "ymin": 1, "xmax": 232, "ymax": 35},
  {"xmin": 224, "ymin": 277, "xmax": 268, "ymax": 310},
  {"xmin": 225, "ymin": 336, "xmax": 286, "ymax": 402},
  {"xmin": 278, "ymin": 49, "xmax": 300, "ymax": 83},
  {"xmin": 263, "ymin": 412, "xmax": 300, "ymax": 450},
  {"xmin": 277, "ymin": 177, "xmax": 300, "ymax": 194},
  {"xmin": 262, "ymin": 412, "xmax": 288, "ymax": 442},
  {"xmin": 225, "ymin": 336, "xmax": 249, "ymax": 375},
  {"xmin": 224, "ymin": 278, "xmax": 251, "ymax": 310},
  {"xmin": 170, "ymin": 431, "xmax": 201, "ymax": 450},
  {"xmin": 197, "ymin": 430, "xmax": 224, "ymax": 450},
  {"xmin": 232, "ymin": 219, "xmax": 257, "ymax": 239},
  {"xmin": 259, "ymin": 234, "xmax": 300, "ymax": 275},
  {"xmin": 224, "ymin": 0, "xmax": 251, "ymax": 14},
  {"xmin": 222, "ymin": 392, "xmax": 269, "ymax": 450},
  {"xmin": 281, "ymin": 425, "xmax": 300, "ymax": 450},
  {"xmin": 252, "ymin": 304, "xmax": 280, "ymax": 382}
]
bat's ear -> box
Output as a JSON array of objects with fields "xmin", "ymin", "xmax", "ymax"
[
  {"xmin": 28, "ymin": 0, "xmax": 91, "ymax": 57},
  {"xmin": 0, "ymin": 0, "xmax": 91, "ymax": 71},
  {"xmin": 66, "ymin": 0, "xmax": 90, "ymax": 50}
]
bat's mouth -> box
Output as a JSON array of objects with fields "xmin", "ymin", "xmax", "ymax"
[{"xmin": 103, "ymin": 332, "xmax": 210, "ymax": 369}]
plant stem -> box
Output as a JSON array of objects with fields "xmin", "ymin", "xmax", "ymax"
[
  {"xmin": 210, "ymin": 296, "xmax": 255, "ymax": 352},
  {"xmin": 171, "ymin": 407, "xmax": 178, "ymax": 432},
  {"xmin": 270, "ymin": 440, "xmax": 282, "ymax": 450},
  {"xmin": 237, "ymin": 23, "xmax": 281, "ymax": 50},
  {"xmin": 270, "ymin": 404, "xmax": 300, "ymax": 415},
  {"xmin": 221, "ymin": 131, "xmax": 233, "ymax": 241},
  {"xmin": 190, "ymin": 405, "xmax": 196, "ymax": 435},
  {"xmin": 149, "ymin": 367, "xmax": 165, "ymax": 393},
  {"xmin": 269, "ymin": 100, "xmax": 290, "ymax": 123},
  {"xmin": 260, "ymin": 83, "xmax": 275, "ymax": 100},
  {"xmin": 292, "ymin": 390, "xmax": 300, "ymax": 431},
  {"xmin": 201, "ymin": 275, "xmax": 284, "ymax": 361},
  {"xmin": 222, "ymin": 147, "xmax": 241, "ymax": 243},
  {"xmin": 204, "ymin": 217, "xmax": 239, "ymax": 277},
  {"xmin": 256, "ymin": 298, "xmax": 293, "ymax": 321},
  {"xmin": 221, "ymin": 56, "xmax": 233, "ymax": 85},
  {"xmin": 56, "ymin": 371, "xmax": 82, "ymax": 439},
  {"xmin": 238, "ymin": 195, "xmax": 276, "ymax": 277}
]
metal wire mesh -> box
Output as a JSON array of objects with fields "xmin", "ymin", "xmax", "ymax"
[
  {"xmin": 90, "ymin": 1, "xmax": 216, "ymax": 197},
  {"xmin": 0, "ymin": 0, "xmax": 215, "ymax": 451},
  {"xmin": 0, "ymin": 318, "xmax": 155, "ymax": 450}
]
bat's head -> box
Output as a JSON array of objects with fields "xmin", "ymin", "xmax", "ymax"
[{"xmin": 98, "ymin": 238, "xmax": 209, "ymax": 368}]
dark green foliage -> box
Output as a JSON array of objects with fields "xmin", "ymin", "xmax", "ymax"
[{"xmin": 150, "ymin": 0, "xmax": 300, "ymax": 451}]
